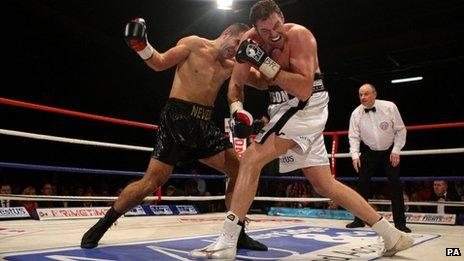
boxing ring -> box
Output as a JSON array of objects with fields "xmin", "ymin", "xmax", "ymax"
[{"xmin": 1, "ymin": 97, "xmax": 463, "ymax": 260}]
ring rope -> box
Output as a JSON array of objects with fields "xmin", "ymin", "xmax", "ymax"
[
  {"xmin": 1, "ymin": 97, "xmax": 462, "ymax": 134},
  {"xmin": 0, "ymin": 97, "xmax": 157, "ymax": 130},
  {"xmin": 1, "ymin": 128, "xmax": 462, "ymax": 157},
  {"xmin": 2, "ymin": 99, "xmax": 463, "ymax": 214},
  {"xmin": 1, "ymin": 194, "xmax": 463, "ymax": 207},
  {"xmin": 0, "ymin": 194, "xmax": 225, "ymax": 202},
  {"xmin": 1, "ymin": 161, "xmax": 463, "ymax": 182},
  {"xmin": 0, "ymin": 128, "xmax": 152, "ymax": 152}
]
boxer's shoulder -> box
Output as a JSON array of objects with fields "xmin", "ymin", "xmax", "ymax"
[
  {"xmin": 285, "ymin": 24, "xmax": 313, "ymax": 39},
  {"xmin": 285, "ymin": 25, "xmax": 317, "ymax": 51},
  {"xmin": 178, "ymin": 35, "xmax": 210, "ymax": 50}
]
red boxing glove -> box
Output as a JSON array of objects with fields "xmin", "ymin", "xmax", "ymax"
[
  {"xmin": 124, "ymin": 18, "xmax": 154, "ymax": 60},
  {"xmin": 230, "ymin": 101, "xmax": 253, "ymax": 138}
]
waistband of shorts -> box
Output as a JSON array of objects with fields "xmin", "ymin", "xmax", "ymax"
[
  {"xmin": 268, "ymin": 73, "xmax": 326, "ymax": 95},
  {"xmin": 165, "ymin": 98, "xmax": 214, "ymax": 121},
  {"xmin": 312, "ymin": 73, "xmax": 326, "ymax": 93}
]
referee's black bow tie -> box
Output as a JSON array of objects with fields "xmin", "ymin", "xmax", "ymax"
[{"xmin": 364, "ymin": 107, "xmax": 376, "ymax": 113}]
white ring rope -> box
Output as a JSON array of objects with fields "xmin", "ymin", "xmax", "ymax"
[
  {"xmin": 1, "ymin": 128, "xmax": 463, "ymax": 157},
  {"xmin": 1, "ymin": 194, "xmax": 463, "ymax": 207},
  {"xmin": 0, "ymin": 194, "xmax": 223, "ymax": 202},
  {"xmin": 0, "ymin": 128, "xmax": 152, "ymax": 152}
]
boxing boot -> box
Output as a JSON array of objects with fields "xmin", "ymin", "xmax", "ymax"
[
  {"xmin": 189, "ymin": 211, "xmax": 241, "ymax": 259},
  {"xmin": 237, "ymin": 218, "xmax": 268, "ymax": 251},
  {"xmin": 81, "ymin": 207, "xmax": 121, "ymax": 248},
  {"xmin": 371, "ymin": 217, "xmax": 414, "ymax": 256}
]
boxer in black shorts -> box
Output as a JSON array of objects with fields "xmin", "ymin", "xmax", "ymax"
[
  {"xmin": 80, "ymin": 19, "xmax": 267, "ymax": 251},
  {"xmin": 153, "ymin": 98, "xmax": 232, "ymax": 164}
]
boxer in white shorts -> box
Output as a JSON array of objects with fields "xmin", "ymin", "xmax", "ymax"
[
  {"xmin": 255, "ymin": 74, "xmax": 330, "ymax": 172},
  {"xmin": 190, "ymin": 0, "xmax": 413, "ymax": 259}
]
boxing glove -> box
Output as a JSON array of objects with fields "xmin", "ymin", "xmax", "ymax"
[
  {"xmin": 124, "ymin": 18, "xmax": 154, "ymax": 60},
  {"xmin": 251, "ymin": 119, "xmax": 265, "ymax": 135},
  {"xmin": 230, "ymin": 101, "xmax": 253, "ymax": 138},
  {"xmin": 235, "ymin": 39, "xmax": 281, "ymax": 79}
]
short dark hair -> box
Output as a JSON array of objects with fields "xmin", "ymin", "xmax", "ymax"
[
  {"xmin": 250, "ymin": 0, "xmax": 283, "ymax": 27},
  {"xmin": 226, "ymin": 23, "xmax": 250, "ymax": 36}
]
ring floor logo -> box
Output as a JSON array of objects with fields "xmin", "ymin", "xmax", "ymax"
[{"xmin": 3, "ymin": 225, "xmax": 439, "ymax": 260}]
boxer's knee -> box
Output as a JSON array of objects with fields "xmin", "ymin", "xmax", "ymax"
[
  {"xmin": 312, "ymin": 183, "xmax": 329, "ymax": 197},
  {"xmin": 312, "ymin": 177, "xmax": 337, "ymax": 197},
  {"xmin": 241, "ymin": 146, "xmax": 268, "ymax": 169},
  {"xmin": 147, "ymin": 172, "xmax": 170, "ymax": 190},
  {"xmin": 141, "ymin": 160, "xmax": 172, "ymax": 194}
]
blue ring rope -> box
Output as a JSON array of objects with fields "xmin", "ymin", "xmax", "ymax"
[{"xmin": 0, "ymin": 161, "xmax": 462, "ymax": 182}]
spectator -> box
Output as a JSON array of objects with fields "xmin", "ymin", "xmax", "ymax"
[
  {"xmin": 286, "ymin": 181, "xmax": 310, "ymax": 208},
  {"xmin": 184, "ymin": 179, "xmax": 209, "ymax": 213},
  {"xmin": 428, "ymin": 180, "xmax": 460, "ymax": 215},
  {"xmin": 417, "ymin": 181, "xmax": 433, "ymax": 201},
  {"xmin": 185, "ymin": 179, "xmax": 199, "ymax": 196},
  {"xmin": 326, "ymin": 200, "xmax": 342, "ymax": 210},
  {"xmin": 70, "ymin": 185, "xmax": 85, "ymax": 207},
  {"xmin": 21, "ymin": 186, "xmax": 38, "ymax": 215},
  {"xmin": 59, "ymin": 186, "xmax": 71, "ymax": 208},
  {"xmin": 454, "ymin": 181, "xmax": 464, "ymax": 198},
  {"xmin": 39, "ymin": 182, "xmax": 57, "ymax": 208},
  {"xmin": 1, "ymin": 184, "xmax": 13, "ymax": 207},
  {"xmin": 409, "ymin": 192, "xmax": 424, "ymax": 213},
  {"xmin": 99, "ymin": 187, "xmax": 113, "ymax": 207},
  {"xmin": 299, "ymin": 194, "xmax": 311, "ymax": 208},
  {"xmin": 82, "ymin": 191, "xmax": 94, "ymax": 207},
  {"xmin": 92, "ymin": 182, "xmax": 113, "ymax": 206},
  {"xmin": 165, "ymin": 185, "xmax": 178, "ymax": 196}
]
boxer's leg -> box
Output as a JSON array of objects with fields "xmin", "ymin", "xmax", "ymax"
[
  {"xmin": 200, "ymin": 148, "xmax": 239, "ymax": 209},
  {"xmin": 303, "ymin": 165, "xmax": 413, "ymax": 256},
  {"xmin": 190, "ymin": 134, "xmax": 295, "ymax": 259},
  {"xmin": 81, "ymin": 158, "xmax": 173, "ymax": 248},
  {"xmin": 200, "ymin": 148, "xmax": 268, "ymax": 251}
]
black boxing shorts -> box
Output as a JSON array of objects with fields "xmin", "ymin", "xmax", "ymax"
[{"xmin": 152, "ymin": 98, "xmax": 233, "ymax": 165}]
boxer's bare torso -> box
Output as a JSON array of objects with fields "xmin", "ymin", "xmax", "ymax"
[
  {"xmin": 167, "ymin": 36, "xmax": 235, "ymax": 106},
  {"xmin": 249, "ymin": 23, "xmax": 321, "ymax": 78}
]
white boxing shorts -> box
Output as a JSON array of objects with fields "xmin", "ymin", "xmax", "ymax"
[{"xmin": 254, "ymin": 91, "xmax": 330, "ymax": 173}]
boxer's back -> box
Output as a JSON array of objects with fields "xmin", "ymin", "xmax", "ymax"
[{"xmin": 169, "ymin": 36, "xmax": 234, "ymax": 106}]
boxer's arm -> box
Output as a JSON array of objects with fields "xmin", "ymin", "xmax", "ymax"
[
  {"xmin": 227, "ymin": 60, "xmax": 255, "ymax": 138},
  {"xmin": 145, "ymin": 37, "xmax": 192, "ymax": 71},
  {"xmin": 272, "ymin": 27, "xmax": 318, "ymax": 101},
  {"xmin": 125, "ymin": 18, "xmax": 191, "ymax": 71},
  {"xmin": 228, "ymin": 60, "xmax": 250, "ymax": 104},
  {"xmin": 245, "ymin": 68, "xmax": 269, "ymax": 90}
]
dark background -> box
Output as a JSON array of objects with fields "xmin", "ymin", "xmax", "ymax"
[{"xmin": 1, "ymin": 0, "xmax": 463, "ymax": 179}]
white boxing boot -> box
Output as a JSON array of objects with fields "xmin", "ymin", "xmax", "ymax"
[
  {"xmin": 189, "ymin": 212, "xmax": 242, "ymax": 260},
  {"xmin": 371, "ymin": 217, "xmax": 414, "ymax": 257}
]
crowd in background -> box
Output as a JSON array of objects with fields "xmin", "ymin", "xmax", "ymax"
[{"xmin": 1, "ymin": 168, "xmax": 463, "ymax": 224}]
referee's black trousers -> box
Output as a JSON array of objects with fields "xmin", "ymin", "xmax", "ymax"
[{"xmin": 354, "ymin": 145, "xmax": 407, "ymax": 227}]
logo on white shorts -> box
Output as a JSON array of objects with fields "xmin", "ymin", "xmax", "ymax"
[{"xmin": 280, "ymin": 155, "xmax": 295, "ymax": 164}]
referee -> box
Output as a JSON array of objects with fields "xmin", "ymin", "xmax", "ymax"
[{"xmin": 346, "ymin": 83, "xmax": 411, "ymax": 233}]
